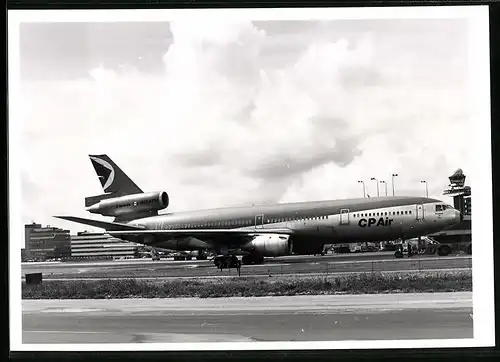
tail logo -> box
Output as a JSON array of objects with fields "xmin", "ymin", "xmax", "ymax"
[{"xmin": 89, "ymin": 156, "xmax": 115, "ymax": 191}]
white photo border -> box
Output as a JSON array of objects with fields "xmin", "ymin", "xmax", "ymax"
[{"xmin": 8, "ymin": 5, "xmax": 494, "ymax": 351}]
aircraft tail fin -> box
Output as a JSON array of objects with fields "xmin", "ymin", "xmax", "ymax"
[{"xmin": 88, "ymin": 154, "xmax": 143, "ymax": 196}]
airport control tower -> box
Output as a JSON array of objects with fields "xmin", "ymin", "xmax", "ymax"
[
  {"xmin": 442, "ymin": 169, "xmax": 471, "ymax": 216},
  {"xmin": 428, "ymin": 169, "xmax": 472, "ymax": 251}
]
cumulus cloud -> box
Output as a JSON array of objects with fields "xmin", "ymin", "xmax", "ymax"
[{"xmin": 16, "ymin": 19, "xmax": 472, "ymax": 232}]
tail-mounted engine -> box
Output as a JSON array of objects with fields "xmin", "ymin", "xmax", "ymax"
[{"xmin": 86, "ymin": 191, "xmax": 169, "ymax": 218}]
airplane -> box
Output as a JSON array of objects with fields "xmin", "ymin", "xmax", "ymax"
[{"xmin": 55, "ymin": 154, "xmax": 463, "ymax": 265}]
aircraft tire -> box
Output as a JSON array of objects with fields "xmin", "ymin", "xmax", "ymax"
[{"xmin": 394, "ymin": 250, "xmax": 403, "ymax": 258}]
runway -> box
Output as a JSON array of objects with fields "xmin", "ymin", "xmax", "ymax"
[
  {"xmin": 22, "ymin": 292, "xmax": 473, "ymax": 343},
  {"xmin": 21, "ymin": 252, "xmax": 472, "ymax": 280}
]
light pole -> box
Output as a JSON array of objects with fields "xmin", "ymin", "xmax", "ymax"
[
  {"xmin": 380, "ymin": 180, "xmax": 388, "ymax": 196},
  {"xmin": 358, "ymin": 180, "xmax": 366, "ymax": 198},
  {"xmin": 391, "ymin": 173, "xmax": 398, "ymax": 196},
  {"xmin": 421, "ymin": 180, "xmax": 428, "ymax": 198},
  {"xmin": 370, "ymin": 177, "xmax": 380, "ymax": 197}
]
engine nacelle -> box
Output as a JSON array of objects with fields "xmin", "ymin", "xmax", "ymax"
[
  {"xmin": 86, "ymin": 191, "xmax": 169, "ymax": 218},
  {"xmin": 242, "ymin": 234, "xmax": 292, "ymax": 257}
]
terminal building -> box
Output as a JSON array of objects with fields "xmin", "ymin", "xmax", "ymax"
[
  {"xmin": 22, "ymin": 222, "xmax": 143, "ymax": 261},
  {"xmin": 70, "ymin": 231, "xmax": 142, "ymax": 260},
  {"xmin": 22, "ymin": 222, "xmax": 72, "ymax": 261}
]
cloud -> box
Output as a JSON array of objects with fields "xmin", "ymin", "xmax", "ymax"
[{"xmin": 17, "ymin": 19, "xmax": 471, "ymax": 232}]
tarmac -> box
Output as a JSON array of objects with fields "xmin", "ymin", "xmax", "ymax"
[
  {"xmin": 21, "ymin": 252, "xmax": 472, "ymax": 280},
  {"xmin": 22, "ymin": 292, "xmax": 473, "ymax": 344}
]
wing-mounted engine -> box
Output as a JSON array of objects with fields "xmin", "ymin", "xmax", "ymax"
[
  {"xmin": 85, "ymin": 191, "xmax": 169, "ymax": 219},
  {"xmin": 242, "ymin": 234, "xmax": 292, "ymax": 257}
]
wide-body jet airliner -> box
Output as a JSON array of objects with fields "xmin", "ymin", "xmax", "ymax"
[{"xmin": 55, "ymin": 155, "xmax": 462, "ymax": 264}]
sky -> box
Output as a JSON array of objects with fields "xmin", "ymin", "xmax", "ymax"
[{"xmin": 17, "ymin": 18, "xmax": 473, "ymax": 233}]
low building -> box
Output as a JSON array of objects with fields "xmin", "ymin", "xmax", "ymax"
[
  {"xmin": 70, "ymin": 231, "xmax": 141, "ymax": 260},
  {"xmin": 22, "ymin": 222, "xmax": 71, "ymax": 261}
]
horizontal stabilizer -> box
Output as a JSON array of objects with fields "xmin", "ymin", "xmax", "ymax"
[{"xmin": 53, "ymin": 216, "xmax": 145, "ymax": 231}]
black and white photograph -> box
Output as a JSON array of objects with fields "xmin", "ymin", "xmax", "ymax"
[{"xmin": 8, "ymin": 6, "xmax": 494, "ymax": 351}]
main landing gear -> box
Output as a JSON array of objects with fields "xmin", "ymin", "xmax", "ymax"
[
  {"xmin": 213, "ymin": 255, "xmax": 242, "ymax": 276},
  {"xmin": 213, "ymin": 250, "xmax": 266, "ymax": 276}
]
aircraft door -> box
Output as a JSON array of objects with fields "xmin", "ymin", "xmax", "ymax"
[
  {"xmin": 255, "ymin": 214, "xmax": 264, "ymax": 228},
  {"xmin": 416, "ymin": 204, "xmax": 424, "ymax": 221},
  {"xmin": 340, "ymin": 209, "xmax": 350, "ymax": 225}
]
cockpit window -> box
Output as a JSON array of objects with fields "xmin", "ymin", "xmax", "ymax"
[{"xmin": 436, "ymin": 204, "xmax": 452, "ymax": 212}]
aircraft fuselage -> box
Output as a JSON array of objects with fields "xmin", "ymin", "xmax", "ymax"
[{"xmin": 122, "ymin": 196, "xmax": 460, "ymax": 254}]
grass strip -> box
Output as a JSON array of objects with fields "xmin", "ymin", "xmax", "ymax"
[{"xmin": 22, "ymin": 270, "xmax": 472, "ymax": 299}]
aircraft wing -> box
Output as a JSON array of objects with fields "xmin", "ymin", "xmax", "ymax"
[
  {"xmin": 54, "ymin": 215, "xmax": 294, "ymax": 237},
  {"xmin": 103, "ymin": 228, "xmax": 294, "ymax": 238}
]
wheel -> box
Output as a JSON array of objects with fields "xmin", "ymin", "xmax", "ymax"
[{"xmin": 394, "ymin": 250, "xmax": 403, "ymax": 258}]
